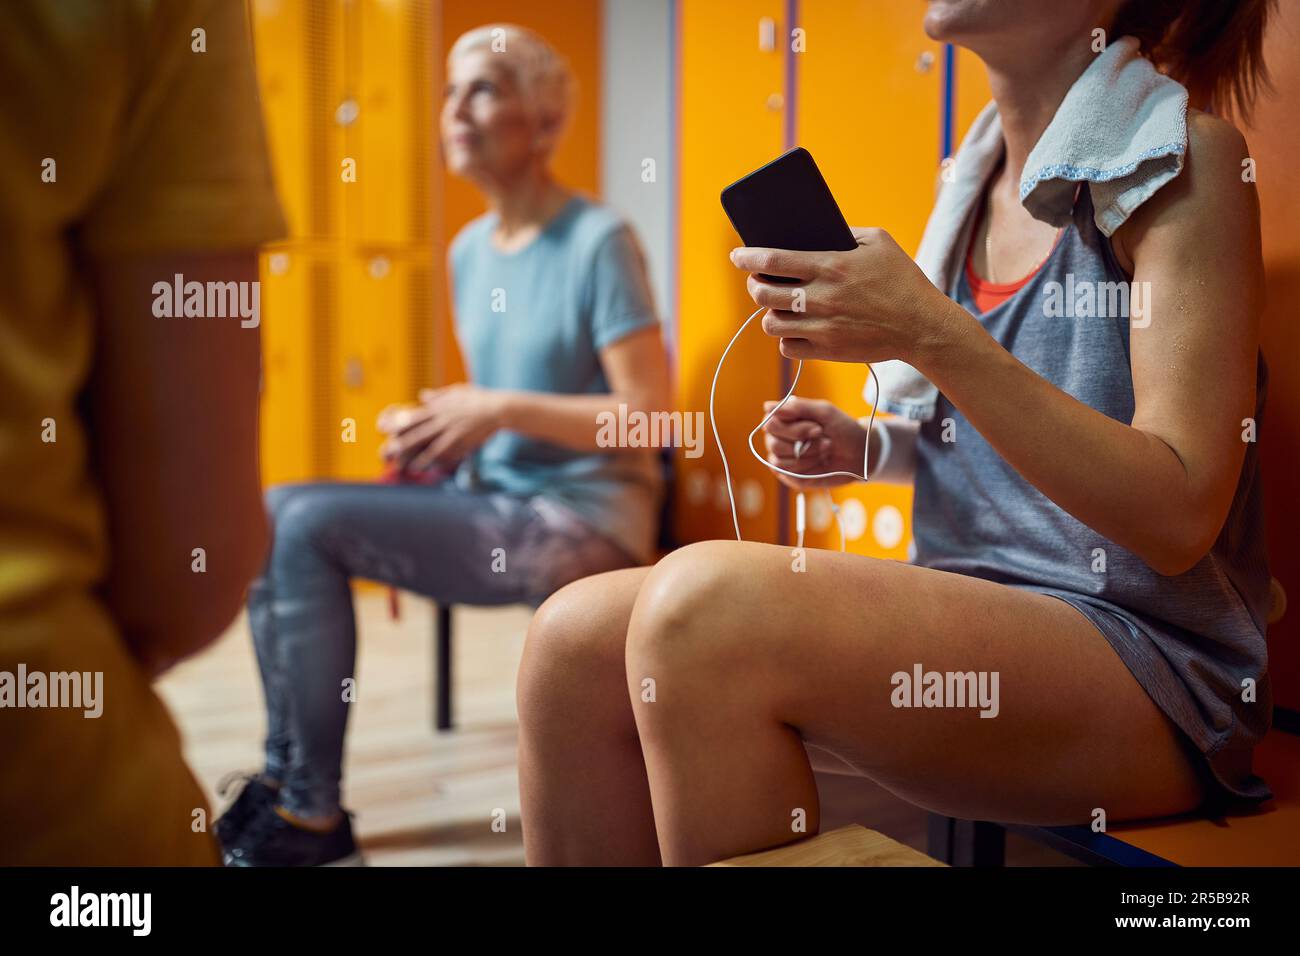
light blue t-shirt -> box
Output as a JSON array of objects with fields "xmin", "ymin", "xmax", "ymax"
[{"xmin": 449, "ymin": 193, "xmax": 662, "ymax": 564}]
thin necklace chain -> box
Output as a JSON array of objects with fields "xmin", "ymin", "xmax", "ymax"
[{"xmin": 983, "ymin": 178, "xmax": 1067, "ymax": 285}]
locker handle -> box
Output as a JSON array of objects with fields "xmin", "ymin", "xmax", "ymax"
[{"xmin": 344, "ymin": 356, "xmax": 365, "ymax": 389}]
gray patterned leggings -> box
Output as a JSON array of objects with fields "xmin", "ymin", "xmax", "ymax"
[{"xmin": 248, "ymin": 480, "xmax": 637, "ymax": 818}]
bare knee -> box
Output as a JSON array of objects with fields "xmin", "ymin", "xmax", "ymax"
[
  {"xmin": 626, "ymin": 542, "xmax": 745, "ymax": 679},
  {"xmin": 517, "ymin": 573, "xmax": 633, "ymax": 730}
]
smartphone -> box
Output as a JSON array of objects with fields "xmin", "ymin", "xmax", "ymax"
[{"xmin": 720, "ymin": 146, "xmax": 858, "ymax": 283}]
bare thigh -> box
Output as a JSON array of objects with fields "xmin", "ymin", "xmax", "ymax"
[
  {"xmin": 628, "ymin": 541, "xmax": 1206, "ymax": 825},
  {"xmin": 525, "ymin": 564, "xmax": 859, "ymax": 776}
]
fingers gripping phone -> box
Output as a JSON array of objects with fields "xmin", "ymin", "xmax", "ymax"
[{"xmin": 720, "ymin": 147, "xmax": 858, "ymax": 283}]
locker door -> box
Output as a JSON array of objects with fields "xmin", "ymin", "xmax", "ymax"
[
  {"xmin": 791, "ymin": 0, "xmax": 947, "ymax": 559},
  {"xmin": 259, "ymin": 246, "xmax": 317, "ymax": 487},
  {"xmin": 252, "ymin": 0, "xmax": 347, "ymax": 488},
  {"xmin": 251, "ymin": 0, "xmax": 313, "ymax": 240},
  {"xmin": 347, "ymin": 0, "xmax": 436, "ymax": 246},
  {"xmin": 334, "ymin": 250, "xmax": 411, "ymax": 481},
  {"xmin": 675, "ymin": 0, "xmax": 789, "ymax": 545},
  {"xmin": 253, "ymin": 0, "xmax": 347, "ymax": 242}
]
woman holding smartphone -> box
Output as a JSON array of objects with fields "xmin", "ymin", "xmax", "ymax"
[{"xmin": 517, "ymin": 0, "xmax": 1275, "ymax": 865}]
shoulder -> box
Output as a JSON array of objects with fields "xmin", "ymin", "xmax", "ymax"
[
  {"xmin": 1185, "ymin": 108, "xmax": 1250, "ymax": 160},
  {"xmin": 448, "ymin": 212, "xmax": 494, "ymax": 272},
  {"xmin": 1111, "ymin": 109, "xmax": 1258, "ymax": 273},
  {"xmin": 1182, "ymin": 109, "xmax": 1254, "ymax": 193},
  {"xmin": 563, "ymin": 195, "xmax": 637, "ymax": 260}
]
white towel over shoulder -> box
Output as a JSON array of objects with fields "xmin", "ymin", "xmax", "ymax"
[{"xmin": 864, "ymin": 36, "xmax": 1187, "ymax": 421}]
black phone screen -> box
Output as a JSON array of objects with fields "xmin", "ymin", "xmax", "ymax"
[{"xmin": 720, "ymin": 146, "xmax": 858, "ymax": 283}]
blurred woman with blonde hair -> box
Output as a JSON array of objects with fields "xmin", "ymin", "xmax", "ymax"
[{"xmin": 219, "ymin": 24, "xmax": 670, "ymax": 867}]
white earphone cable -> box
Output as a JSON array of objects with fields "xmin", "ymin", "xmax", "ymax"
[{"xmin": 709, "ymin": 305, "xmax": 880, "ymax": 545}]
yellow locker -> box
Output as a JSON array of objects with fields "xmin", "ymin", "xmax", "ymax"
[
  {"xmin": 333, "ymin": 248, "xmax": 437, "ymax": 481},
  {"xmin": 252, "ymin": 0, "xmax": 346, "ymax": 241},
  {"xmin": 676, "ymin": 0, "xmax": 789, "ymax": 546},
  {"xmin": 259, "ymin": 245, "xmax": 314, "ymax": 487},
  {"xmin": 345, "ymin": 0, "xmax": 436, "ymax": 246},
  {"xmin": 258, "ymin": 244, "xmax": 340, "ymax": 486},
  {"xmin": 252, "ymin": 0, "xmax": 441, "ymax": 489},
  {"xmin": 799, "ymin": 1, "xmax": 944, "ymax": 256},
  {"xmin": 788, "ymin": 0, "xmax": 950, "ymax": 559},
  {"xmin": 251, "ymin": 0, "xmax": 311, "ymax": 238}
]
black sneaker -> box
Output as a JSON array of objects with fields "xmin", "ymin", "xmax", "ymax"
[
  {"xmin": 214, "ymin": 773, "xmax": 278, "ymax": 847},
  {"xmin": 222, "ymin": 802, "xmax": 363, "ymax": 867}
]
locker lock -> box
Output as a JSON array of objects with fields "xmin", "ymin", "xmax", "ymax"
[
  {"xmin": 344, "ymin": 357, "xmax": 364, "ymax": 389},
  {"xmin": 335, "ymin": 98, "xmax": 360, "ymax": 127}
]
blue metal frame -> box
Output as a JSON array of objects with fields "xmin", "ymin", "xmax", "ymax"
[
  {"xmin": 941, "ymin": 43, "xmax": 955, "ymax": 160},
  {"xmin": 1006, "ymin": 823, "xmax": 1177, "ymax": 867}
]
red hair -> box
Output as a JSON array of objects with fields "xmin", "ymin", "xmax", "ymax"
[{"xmin": 1112, "ymin": 0, "xmax": 1275, "ymax": 120}]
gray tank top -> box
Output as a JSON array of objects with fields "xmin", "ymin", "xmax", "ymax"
[{"xmin": 913, "ymin": 184, "xmax": 1273, "ymax": 804}]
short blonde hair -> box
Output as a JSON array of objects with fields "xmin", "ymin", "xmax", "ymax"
[{"xmin": 449, "ymin": 24, "xmax": 575, "ymax": 141}]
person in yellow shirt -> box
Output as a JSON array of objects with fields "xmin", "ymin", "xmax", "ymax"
[{"xmin": 0, "ymin": 0, "xmax": 285, "ymax": 864}]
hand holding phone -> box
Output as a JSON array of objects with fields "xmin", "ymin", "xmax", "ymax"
[{"xmin": 711, "ymin": 148, "xmax": 882, "ymax": 546}]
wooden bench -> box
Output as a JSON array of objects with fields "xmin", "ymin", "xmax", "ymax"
[
  {"xmin": 929, "ymin": 723, "xmax": 1300, "ymax": 867},
  {"xmin": 711, "ymin": 825, "xmax": 945, "ymax": 867}
]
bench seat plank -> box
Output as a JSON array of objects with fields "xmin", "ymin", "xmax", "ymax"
[{"xmin": 710, "ymin": 825, "xmax": 945, "ymax": 867}]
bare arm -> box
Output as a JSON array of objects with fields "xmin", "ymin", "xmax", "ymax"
[
  {"xmin": 919, "ymin": 112, "xmax": 1262, "ymax": 575},
  {"xmin": 89, "ymin": 250, "xmax": 269, "ymax": 676}
]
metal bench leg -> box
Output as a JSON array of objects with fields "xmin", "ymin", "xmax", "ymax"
[
  {"xmin": 928, "ymin": 814, "xmax": 1006, "ymax": 866},
  {"xmin": 927, "ymin": 813, "xmax": 956, "ymax": 864},
  {"xmin": 960, "ymin": 820, "xmax": 1006, "ymax": 866},
  {"xmin": 435, "ymin": 603, "xmax": 453, "ymax": 731}
]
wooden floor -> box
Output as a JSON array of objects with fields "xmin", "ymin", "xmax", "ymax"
[
  {"xmin": 157, "ymin": 593, "xmax": 531, "ymax": 866},
  {"xmin": 157, "ymin": 590, "xmax": 1074, "ymax": 866}
]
